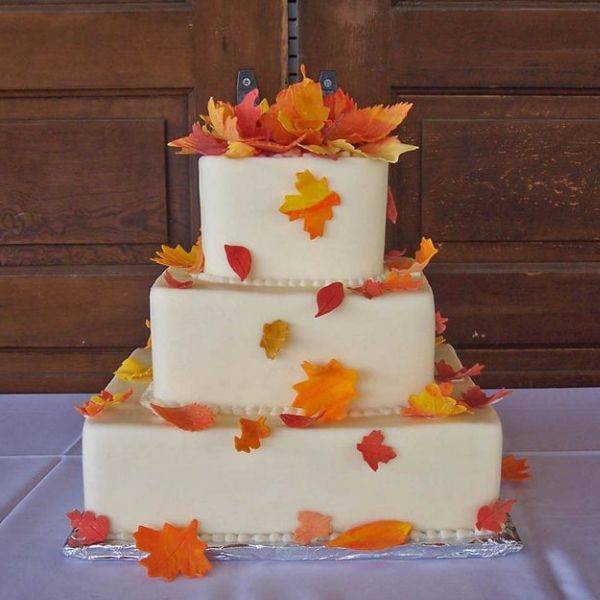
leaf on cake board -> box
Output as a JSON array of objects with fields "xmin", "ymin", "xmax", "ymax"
[
  {"xmin": 435, "ymin": 360, "xmax": 485, "ymax": 383},
  {"xmin": 461, "ymin": 385, "xmax": 511, "ymax": 409},
  {"xmin": 234, "ymin": 416, "xmax": 270, "ymax": 453},
  {"xmin": 502, "ymin": 455, "xmax": 531, "ymax": 482},
  {"xmin": 386, "ymin": 186, "xmax": 398, "ymax": 224},
  {"xmin": 152, "ymin": 243, "xmax": 201, "ymax": 269},
  {"xmin": 66, "ymin": 510, "xmax": 110, "ymax": 547},
  {"xmin": 114, "ymin": 356, "xmax": 153, "ymax": 382},
  {"xmin": 294, "ymin": 511, "xmax": 333, "ymax": 545},
  {"xmin": 279, "ymin": 413, "xmax": 320, "ymax": 428},
  {"xmin": 356, "ymin": 430, "xmax": 397, "ymax": 472},
  {"xmin": 435, "ymin": 311, "xmax": 448, "ymax": 335},
  {"xmin": 476, "ymin": 499, "xmax": 516, "ymax": 533},
  {"xmin": 134, "ymin": 519, "xmax": 212, "ymax": 581},
  {"xmin": 402, "ymin": 382, "xmax": 470, "ymax": 418},
  {"xmin": 224, "ymin": 244, "xmax": 252, "ymax": 281},
  {"xmin": 279, "ymin": 170, "xmax": 341, "ymax": 239},
  {"xmin": 260, "ymin": 319, "xmax": 291, "ymax": 359},
  {"xmin": 150, "ymin": 403, "xmax": 216, "ymax": 432},
  {"xmin": 315, "ymin": 282, "xmax": 345, "ymax": 317},
  {"xmin": 163, "ymin": 269, "xmax": 194, "ymax": 289},
  {"xmin": 145, "ymin": 319, "xmax": 152, "ymax": 349},
  {"xmin": 291, "ymin": 359, "xmax": 359, "ymax": 422},
  {"xmin": 75, "ymin": 388, "xmax": 133, "ymax": 417},
  {"xmin": 326, "ymin": 520, "xmax": 412, "ymax": 551}
]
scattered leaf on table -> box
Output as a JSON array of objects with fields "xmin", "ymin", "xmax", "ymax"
[
  {"xmin": 115, "ymin": 356, "xmax": 153, "ymax": 381},
  {"xmin": 386, "ymin": 186, "xmax": 398, "ymax": 224},
  {"xmin": 279, "ymin": 413, "xmax": 320, "ymax": 428},
  {"xmin": 476, "ymin": 499, "xmax": 516, "ymax": 533},
  {"xmin": 348, "ymin": 279, "xmax": 385, "ymax": 299},
  {"xmin": 356, "ymin": 430, "xmax": 397, "ymax": 472},
  {"xmin": 66, "ymin": 510, "xmax": 110, "ymax": 547},
  {"xmin": 292, "ymin": 359, "xmax": 359, "ymax": 422},
  {"xmin": 234, "ymin": 416, "xmax": 270, "ymax": 453},
  {"xmin": 326, "ymin": 520, "xmax": 412, "ymax": 551},
  {"xmin": 315, "ymin": 282, "xmax": 345, "ymax": 317},
  {"xmin": 502, "ymin": 455, "xmax": 531, "ymax": 482},
  {"xmin": 294, "ymin": 511, "xmax": 332, "ymax": 544},
  {"xmin": 134, "ymin": 519, "xmax": 211, "ymax": 581},
  {"xmin": 260, "ymin": 319, "xmax": 290, "ymax": 359},
  {"xmin": 150, "ymin": 403, "xmax": 215, "ymax": 432},
  {"xmin": 224, "ymin": 244, "xmax": 252, "ymax": 281},
  {"xmin": 435, "ymin": 311, "xmax": 448, "ymax": 335},
  {"xmin": 403, "ymin": 382, "xmax": 470, "ymax": 418},
  {"xmin": 75, "ymin": 388, "xmax": 133, "ymax": 417},
  {"xmin": 152, "ymin": 243, "xmax": 202, "ymax": 269},
  {"xmin": 461, "ymin": 385, "xmax": 511, "ymax": 409},
  {"xmin": 163, "ymin": 269, "xmax": 194, "ymax": 289},
  {"xmin": 435, "ymin": 360, "xmax": 485, "ymax": 383},
  {"xmin": 279, "ymin": 170, "xmax": 341, "ymax": 239}
]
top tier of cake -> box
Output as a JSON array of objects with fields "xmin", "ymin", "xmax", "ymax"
[{"xmin": 197, "ymin": 155, "xmax": 388, "ymax": 285}]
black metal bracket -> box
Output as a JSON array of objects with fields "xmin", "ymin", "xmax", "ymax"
[
  {"xmin": 236, "ymin": 69, "xmax": 259, "ymax": 104},
  {"xmin": 318, "ymin": 70, "xmax": 338, "ymax": 96}
]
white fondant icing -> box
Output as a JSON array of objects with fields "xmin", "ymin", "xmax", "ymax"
[
  {"xmin": 149, "ymin": 275, "xmax": 435, "ymax": 410},
  {"xmin": 199, "ymin": 156, "xmax": 388, "ymax": 282}
]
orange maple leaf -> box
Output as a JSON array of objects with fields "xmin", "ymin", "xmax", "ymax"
[
  {"xmin": 291, "ymin": 359, "xmax": 359, "ymax": 422},
  {"xmin": 382, "ymin": 270, "xmax": 423, "ymax": 292},
  {"xmin": 259, "ymin": 319, "xmax": 290, "ymax": 359},
  {"xmin": 150, "ymin": 403, "xmax": 215, "ymax": 432},
  {"xmin": 476, "ymin": 499, "xmax": 516, "ymax": 533},
  {"xmin": 234, "ymin": 416, "xmax": 270, "ymax": 453},
  {"xmin": 326, "ymin": 520, "xmax": 412, "ymax": 551},
  {"xmin": 279, "ymin": 170, "xmax": 341, "ymax": 239},
  {"xmin": 294, "ymin": 511, "xmax": 332, "ymax": 545},
  {"xmin": 134, "ymin": 519, "xmax": 211, "ymax": 581},
  {"xmin": 402, "ymin": 382, "xmax": 470, "ymax": 418},
  {"xmin": 502, "ymin": 455, "xmax": 531, "ymax": 482}
]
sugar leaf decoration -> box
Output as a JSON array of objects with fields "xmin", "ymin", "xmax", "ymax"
[
  {"xmin": 435, "ymin": 360, "xmax": 485, "ymax": 383},
  {"xmin": 476, "ymin": 499, "xmax": 516, "ymax": 533},
  {"xmin": 315, "ymin": 281, "xmax": 345, "ymax": 317},
  {"xmin": 150, "ymin": 403, "xmax": 215, "ymax": 432},
  {"xmin": 260, "ymin": 319, "xmax": 290, "ymax": 359},
  {"xmin": 134, "ymin": 519, "xmax": 211, "ymax": 581},
  {"xmin": 294, "ymin": 511, "xmax": 332, "ymax": 545},
  {"xmin": 349, "ymin": 271, "xmax": 422, "ymax": 299},
  {"xmin": 403, "ymin": 382, "xmax": 470, "ymax": 418},
  {"xmin": 326, "ymin": 520, "xmax": 412, "ymax": 551},
  {"xmin": 152, "ymin": 242, "xmax": 202, "ymax": 270},
  {"xmin": 435, "ymin": 311, "xmax": 448, "ymax": 335},
  {"xmin": 386, "ymin": 186, "xmax": 398, "ymax": 224},
  {"xmin": 75, "ymin": 388, "xmax": 133, "ymax": 417},
  {"xmin": 291, "ymin": 359, "xmax": 359, "ymax": 422},
  {"xmin": 356, "ymin": 430, "xmax": 397, "ymax": 472},
  {"xmin": 163, "ymin": 269, "xmax": 194, "ymax": 289},
  {"xmin": 224, "ymin": 244, "xmax": 252, "ymax": 281},
  {"xmin": 234, "ymin": 416, "xmax": 270, "ymax": 453},
  {"xmin": 502, "ymin": 455, "xmax": 531, "ymax": 482},
  {"xmin": 462, "ymin": 385, "xmax": 511, "ymax": 409},
  {"xmin": 66, "ymin": 510, "xmax": 109, "ymax": 547},
  {"xmin": 279, "ymin": 413, "xmax": 320, "ymax": 428},
  {"xmin": 279, "ymin": 170, "xmax": 341, "ymax": 239},
  {"xmin": 114, "ymin": 357, "xmax": 153, "ymax": 381}
]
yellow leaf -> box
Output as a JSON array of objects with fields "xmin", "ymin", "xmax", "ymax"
[
  {"xmin": 360, "ymin": 136, "xmax": 418, "ymax": 163},
  {"xmin": 326, "ymin": 520, "xmax": 412, "ymax": 551},
  {"xmin": 260, "ymin": 319, "xmax": 291, "ymax": 359},
  {"xmin": 206, "ymin": 97, "xmax": 239, "ymax": 141},
  {"xmin": 114, "ymin": 357, "xmax": 153, "ymax": 382},
  {"xmin": 152, "ymin": 244, "xmax": 200, "ymax": 270},
  {"xmin": 226, "ymin": 141, "xmax": 257, "ymax": 158},
  {"xmin": 76, "ymin": 389, "xmax": 133, "ymax": 417},
  {"xmin": 291, "ymin": 359, "xmax": 358, "ymax": 422},
  {"xmin": 403, "ymin": 382, "xmax": 469, "ymax": 418}
]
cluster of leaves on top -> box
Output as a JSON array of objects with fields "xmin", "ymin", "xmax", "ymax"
[{"xmin": 168, "ymin": 66, "xmax": 417, "ymax": 163}]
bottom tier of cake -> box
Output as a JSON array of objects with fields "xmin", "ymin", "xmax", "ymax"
[{"xmin": 83, "ymin": 392, "xmax": 502, "ymax": 540}]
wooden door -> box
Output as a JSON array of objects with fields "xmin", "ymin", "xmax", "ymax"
[
  {"xmin": 299, "ymin": 0, "xmax": 600, "ymax": 387},
  {"xmin": 0, "ymin": 0, "xmax": 286, "ymax": 392}
]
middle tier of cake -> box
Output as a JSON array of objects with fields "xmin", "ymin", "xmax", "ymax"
[{"xmin": 149, "ymin": 275, "xmax": 436, "ymax": 413}]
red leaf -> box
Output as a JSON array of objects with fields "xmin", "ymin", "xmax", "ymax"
[
  {"xmin": 476, "ymin": 499, "xmax": 516, "ymax": 533},
  {"xmin": 435, "ymin": 359, "xmax": 485, "ymax": 382},
  {"xmin": 349, "ymin": 279, "xmax": 385, "ymax": 299},
  {"xmin": 315, "ymin": 281, "xmax": 345, "ymax": 317},
  {"xmin": 66, "ymin": 510, "xmax": 110, "ymax": 547},
  {"xmin": 234, "ymin": 88, "xmax": 263, "ymax": 138},
  {"xmin": 280, "ymin": 413, "xmax": 319, "ymax": 428},
  {"xmin": 163, "ymin": 269, "xmax": 194, "ymax": 289},
  {"xmin": 356, "ymin": 430, "xmax": 397, "ymax": 471},
  {"xmin": 462, "ymin": 385, "xmax": 511, "ymax": 409},
  {"xmin": 386, "ymin": 186, "xmax": 398, "ymax": 224},
  {"xmin": 435, "ymin": 311, "xmax": 448, "ymax": 335},
  {"xmin": 224, "ymin": 244, "xmax": 252, "ymax": 281}
]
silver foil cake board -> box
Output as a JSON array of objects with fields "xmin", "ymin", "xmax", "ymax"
[{"xmin": 63, "ymin": 519, "xmax": 522, "ymax": 561}]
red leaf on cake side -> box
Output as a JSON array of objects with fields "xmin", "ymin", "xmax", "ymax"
[
  {"xmin": 66, "ymin": 510, "xmax": 110, "ymax": 547},
  {"xmin": 356, "ymin": 430, "xmax": 397, "ymax": 472},
  {"xmin": 435, "ymin": 360, "xmax": 485, "ymax": 383},
  {"xmin": 476, "ymin": 499, "xmax": 516, "ymax": 533},
  {"xmin": 294, "ymin": 511, "xmax": 333, "ymax": 544},
  {"xmin": 163, "ymin": 269, "xmax": 194, "ymax": 289},
  {"xmin": 224, "ymin": 244, "xmax": 252, "ymax": 281},
  {"xmin": 461, "ymin": 385, "xmax": 511, "ymax": 409},
  {"xmin": 234, "ymin": 416, "xmax": 270, "ymax": 452},
  {"xmin": 134, "ymin": 519, "xmax": 211, "ymax": 581},
  {"xmin": 150, "ymin": 403, "xmax": 216, "ymax": 432},
  {"xmin": 435, "ymin": 311, "xmax": 448, "ymax": 335},
  {"xmin": 502, "ymin": 455, "xmax": 531, "ymax": 482},
  {"xmin": 326, "ymin": 520, "xmax": 412, "ymax": 551},
  {"xmin": 280, "ymin": 413, "xmax": 320, "ymax": 428},
  {"xmin": 386, "ymin": 186, "xmax": 398, "ymax": 224},
  {"xmin": 315, "ymin": 281, "xmax": 345, "ymax": 317}
]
